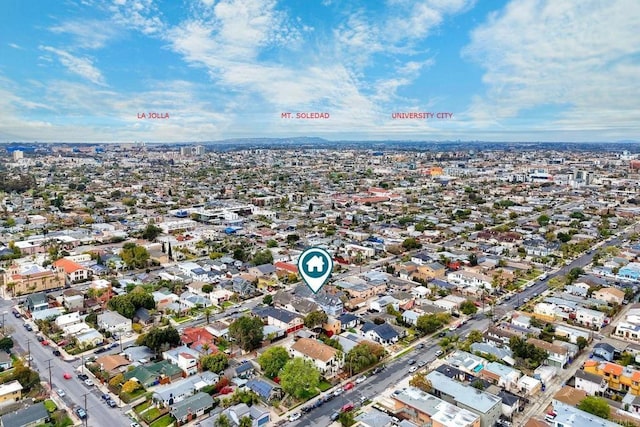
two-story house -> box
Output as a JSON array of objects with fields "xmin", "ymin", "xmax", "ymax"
[
  {"xmin": 53, "ymin": 258, "xmax": 92, "ymax": 284},
  {"xmin": 97, "ymin": 310, "xmax": 132, "ymax": 334},
  {"xmin": 290, "ymin": 337, "xmax": 344, "ymax": 379},
  {"xmin": 163, "ymin": 345, "xmax": 201, "ymax": 376},
  {"xmin": 526, "ymin": 338, "xmax": 569, "ymax": 368}
]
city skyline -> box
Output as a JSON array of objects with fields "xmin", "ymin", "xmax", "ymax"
[{"xmin": 1, "ymin": 0, "xmax": 639, "ymax": 143}]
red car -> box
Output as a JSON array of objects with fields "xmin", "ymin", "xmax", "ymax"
[
  {"xmin": 219, "ymin": 387, "xmax": 234, "ymax": 395},
  {"xmin": 344, "ymin": 382, "xmax": 355, "ymax": 391},
  {"xmin": 41, "ymin": 340, "xmax": 49, "ymax": 346},
  {"xmin": 341, "ymin": 403, "xmax": 354, "ymax": 413},
  {"xmin": 63, "ymin": 373, "xmax": 72, "ymax": 380}
]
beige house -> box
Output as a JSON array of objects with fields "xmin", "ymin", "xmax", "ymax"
[
  {"xmin": 290, "ymin": 338, "xmax": 344, "ymax": 379},
  {"xmin": 593, "ymin": 287, "xmax": 625, "ymax": 305}
]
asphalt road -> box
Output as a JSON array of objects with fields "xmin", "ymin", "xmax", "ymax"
[{"xmin": 1, "ymin": 299, "xmax": 133, "ymax": 427}]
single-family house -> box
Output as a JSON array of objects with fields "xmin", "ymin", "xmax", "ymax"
[
  {"xmin": 245, "ymin": 378, "xmax": 284, "ymax": 402},
  {"xmin": 97, "ymin": 310, "xmax": 132, "ymax": 333},
  {"xmin": 574, "ymin": 369, "xmax": 608, "ymax": 396},
  {"xmin": 362, "ymin": 322, "xmax": 400, "ymax": 346},
  {"xmin": 593, "ymin": 287, "xmax": 625, "ymax": 306},
  {"xmin": 593, "ymin": 342, "xmax": 616, "ymax": 362},
  {"xmin": 53, "ymin": 258, "xmax": 92, "ymax": 284},
  {"xmin": 290, "ymin": 338, "xmax": 344, "ymax": 379},
  {"xmin": 0, "ymin": 380, "xmax": 22, "ymax": 403},
  {"xmin": 163, "ymin": 346, "xmax": 201, "ymax": 376},
  {"xmin": 170, "ymin": 392, "xmax": 215, "ymax": 426}
]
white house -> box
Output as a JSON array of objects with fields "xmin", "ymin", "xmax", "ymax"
[
  {"xmin": 574, "ymin": 369, "xmax": 608, "ymax": 396},
  {"xmin": 97, "ymin": 310, "xmax": 132, "ymax": 334},
  {"xmin": 163, "ymin": 346, "xmax": 201, "ymax": 376}
]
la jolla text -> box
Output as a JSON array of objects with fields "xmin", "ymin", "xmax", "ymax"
[{"xmin": 137, "ymin": 112, "xmax": 170, "ymax": 119}]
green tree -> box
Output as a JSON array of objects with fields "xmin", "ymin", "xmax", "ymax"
[
  {"xmin": 416, "ymin": 313, "xmax": 451, "ymax": 334},
  {"xmin": 107, "ymin": 295, "xmax": 136, "ymax": 319},
  {"xmin": 252, "ymin": 249, "xmax": 274, "ymax": 266},
  {"xmin": 577, "ymin": 396, "xmax": 610, "ymax": 419},
  {"xmin": 214, "ymin": 414, "xmax": 232, "ymax": 427},
  {"xmin": 201, "ymin": 353, "xmax": 229, "ymax": 373},
  {"xmin": 262, "ymin": 295, "xmax": 273, "ymax": 306},
  {"xmin": 304, "ymin": 310, "xmax": 328, "ymax": 329},
  {"xmin": 202, "ymin": 284, "xmax": 214, "ymax": 294},
  {"xmin": 258, "ymin": 346, "xmax": 290, "ymax": 379},
  {"xmin": 576, "ymin": 336, "xmax": 588, "ymax": 351},
  {"xmin": 537, "ymin": 214, "xmax": 550, "ymax": 227},
  {"xmin": 338, "ymin": 411, "xmax": 356, "ymax": 427},
  {"xmin": 141, "ymin": 326, "xmax": 181, "ymax": 354},
  {"xmin": 266, "ymin": 239, "xmax": 278, "ymax": 248},
  {"xmin": 0, "ymin": 337, "xmax": 14, "ymax": 352},
  {"xmin": 345, "ymin": 342, "xmax": 386, "ymax": 374},
  {"xmin": 120, "ymin": 242, "xmax": 150, "ymax": 269},
  {"xmin": 459, "ymin": 300, "xmax": 478, "ymax": 315},
  {"xmin": 286, "ymin": 234, "xmax": 300, "ymax": 245},
  {"xmin": 402, "ymin": 237, "xmax": 422, "ymax": 250},
  {"xmin": 279, "ymin": 357, "xmax": 320, "ymax": 399},
  {"xmin": 229, "ymin": 316, "xmax": 264, "ymax": 352},
  {"xmin": 239, "ymin": 416, "xmax": 253, "ymax": 427},
  {"xmin": 141, "ymin": 223, "xmax": 163, "ymax": 241}
]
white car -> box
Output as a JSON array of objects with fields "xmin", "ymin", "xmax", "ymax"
[
  {"xmin": 289, "ymin": 412, "xmax": 301, "ymax": 422},
  {"xmin": 409, "ymin": 366, "xmax": 418, "ymax": 373},
  {"xmin": 84, "ymin": 379, "xmax": 94, "ymax": 387},
  {"xmin": 333, "ymin": 387, "xmax": 343, "ymax": 397},
  {"xmin": 355, "ymin": 376, "xmax": 366, "ymax": 384},
  {"xmin": 435, "ymin": 350, "xmax": 444, "ymax": 357},
  {"xmin": 56, "ymin": 389, "xmax": 66, "ymax": 397}
]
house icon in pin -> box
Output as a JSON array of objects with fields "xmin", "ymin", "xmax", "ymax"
[{"xmin": 306, "ymin": 255, "xmax": 325, "ymax": 273}]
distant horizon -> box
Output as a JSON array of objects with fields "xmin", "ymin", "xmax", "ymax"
[
  {"xmin": 1, "ymin": 137, "xmax": 639, "ymax": 146},
  {"xmin": 1, "ymin": 1, "xmax": 639, "ymax": 142}
]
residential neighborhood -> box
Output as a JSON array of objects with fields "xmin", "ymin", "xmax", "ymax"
[{"xmin": 1, "ymin": 144, "xmax": 640, "ymax": 427}]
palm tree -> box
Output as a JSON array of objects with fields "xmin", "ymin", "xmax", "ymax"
[
  {"xmin": 214, "ymin": 414, "xmax": 231, "ymax": 427},
  {"xmin": 239, "ymin": 416, "xmax": 253, "ymax": 427},
  {"xmin": 204, "ymin": 307, "xmax": 212, "ymax": 324}
]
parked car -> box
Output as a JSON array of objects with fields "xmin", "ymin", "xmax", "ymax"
[
  {"xmin": 435, "ymin": 350, "xmax": 444, "ymax": 357},
  {"xmin": 341, "ymin": 403, "xmax": 354, "ymax": 413},
  {"xmin": 409, "ymin": 366, "xmax": 418, "ymax": 373},
  {"xmin": 75, "ymin": 408, "xmax": 87, "ymax": 420},
  {"xmin": 355, "ymin": 376, "xmax": 366, "ymax": 384},
  {"xmin": 288, "ymin": 412, "xmax": 301, "ymax": 422},
  {"xmin": 101, "ymin": 393, "xmax": 111, "ymax": 401},
  {"xmin": 418, "ymin": 360, "xmax": 427, "ymax": 367},
  {"xmin": 333, "ymin": 387, "xmax": 343, "ymax": 397},
  {"xmin": 53, "ymin": 350, "xmax": 61, "ymax": 357},
  {"xmin": 417, "ymin": 343, "xmax": 425, "ymax": 349},
  {"xmin": 407, "ymin": 359, "xmax": 416, "ymax": 365},
  {"xmin": 330, "ymin": 412, "xmax": 340, "ymax": 421},
  {"xmin": 107, "ymin": 399, "xmax": 117, "ymax": 408},
  {"xmin": 344, "ymin": 382, "xmax": 355, "ymax": 391},
  {"xmin": 84, "ymin": 379, "xmax": 94, "ymax": 387},
  {"xmin": 77, "ymin": 374, "xmax": 89, "ymax": 381},
  {"xmin": 24, "ymin": 324, "xmax": 33, "ymax": 331},
  {"xmin": 56, "ymin": 389, "xmax": 66, "ymax": 397}
]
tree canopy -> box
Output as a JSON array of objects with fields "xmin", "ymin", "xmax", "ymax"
[
  {"xmin": 345, "ymin": 342, "xmax": 386, "ymax": 374},
  {"xmin": 120, "ymin": 242, "xmax": 150, "ymax": 269},
  {"xmin": 577, "ymin": 396, "xmax": 610, "ymax": 419},
  {"xmin": 252, "ymin": 249, "xmax": 274, "ymax": 266},
  {"xmin": 258, "ymin": 346, "xmax": 290, "ymax": 379},
  {"xmin": 139, "ymin": 326, "xmax": 181, "ymax": 354},
  {"xmin": 141, "ymin": 224, "xmax": 163, "ymax": 241},
  {"xmin": 279, "ymin": 357, "xmax": 321, "ymax": 399},
  {"xmin": 107, "ymin": 287, "xmax": 155, "ymax": 319},
  {"xmin": 459, "ymin": 300, "xmax": 478, "ymax": 315},
  {"xmin": 229, "ymin": 316, "xmax": 264, "ymax": 352},
  {"xmin": 304, "ymin": 310, "xmax": 328, "ymax": 329},
  {"xmin": 416, "ymin": 313, "xmax": 451, "ymax": 334},
  {"xmin": 201, "ymin": 353, "xmax": 229, "ymax": 374}
]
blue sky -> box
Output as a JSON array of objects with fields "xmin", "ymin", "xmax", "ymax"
[{"xmin": 1, "ymin": 0, "xmax": 639, "ymax": 143}]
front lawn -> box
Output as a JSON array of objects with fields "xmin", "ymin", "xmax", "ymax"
[
  {"xmin": 44, "ymin": 399, "xmax": 57, "ymax": 413},
  {"xmin": 318, "ymin": 381, "xmax": 332, "ymax": 392},
  {"xmin": 149, "ymin": 414, "xmax": 174, "ymax": 427},
  {"xmin": 142, "ymin": 407, "xmax": 163, "ymax": 423},
  {"xmin": 134, "ymin": 400, "xmax": 151, "ymax": 414}
]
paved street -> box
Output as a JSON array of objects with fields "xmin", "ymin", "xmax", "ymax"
[{"xmin": 1, "ymin": 299, "xmax": 134, "ymax": 427}]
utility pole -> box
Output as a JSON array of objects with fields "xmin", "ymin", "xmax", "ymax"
[
  {"xmin": 83, "ymin": 392, "xmax": 89, "ymax": 427},
  {"xmin": 26, "ymin": 339, "xmax": 31, "ymax": 368},
  {"xmin": 0, "ymin": 311, "xmax": 6, "ymax": 335},
  {"xmin": 46, "ymin": 358, "xmax": 53, "ymax": 391}
]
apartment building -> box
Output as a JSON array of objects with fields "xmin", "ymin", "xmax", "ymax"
[
  {"xmin": 584, "ymin": 360, "xmax": 640, "ymax": 395},
  {"xmin": 0, "ymin": 264, "xmax": 65, "ymax": 296},
  {"xmin": 392, "ymin": 386, "xmax": 481, "ymax": 427},
  {"xmin": 426, "ymin": 371, "xmax": 502, "ymax": 427}
]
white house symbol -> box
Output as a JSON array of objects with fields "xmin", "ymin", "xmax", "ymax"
[{"xmin": 306, "ymin": 255, "xmax": 325, "ymax": 273}]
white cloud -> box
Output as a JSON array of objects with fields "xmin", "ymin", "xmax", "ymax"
[
  {"xmin": 8, "ymin": 43, "xmax": 22, "ymax": 49},
  {"xmin": 49, "ymin": 20, "xmax": 121, "ymax": 49},
  {"xmin": 462, "ymin": 0, "xmax": 640, "ymax": 131},
  {"xmin": 40, "ymin": 46, "xmax": 106, "ymax": 86}
]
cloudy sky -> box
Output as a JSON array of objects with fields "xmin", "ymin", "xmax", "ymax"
[{"xmin": 1, "ymin": 0, "xmax": 639, "ymax": 143}]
